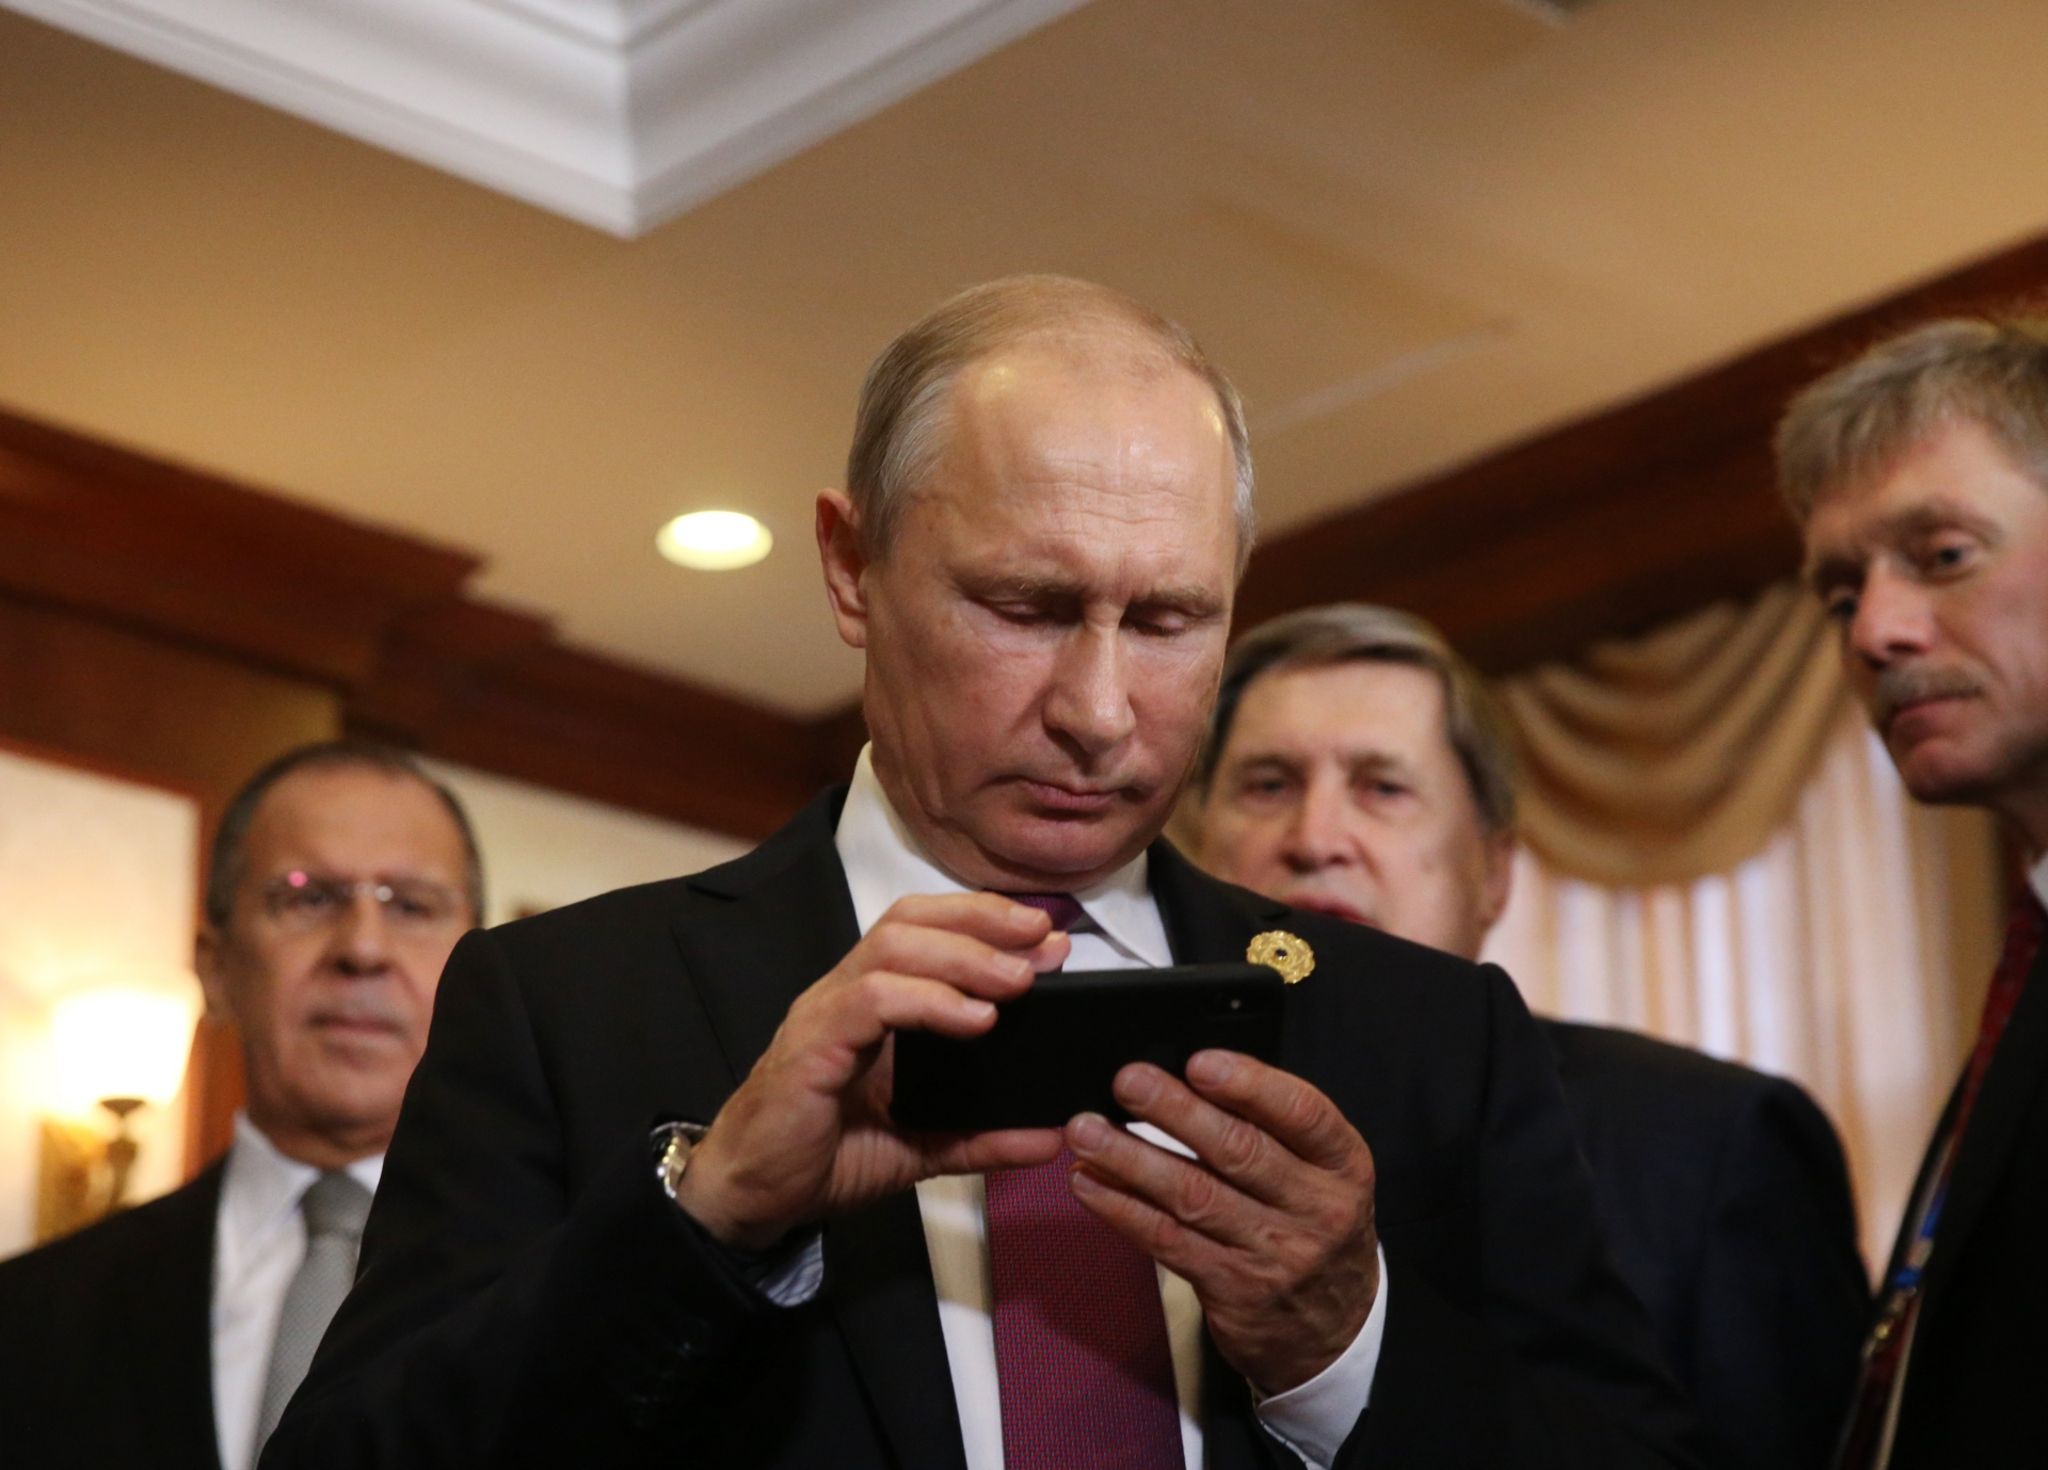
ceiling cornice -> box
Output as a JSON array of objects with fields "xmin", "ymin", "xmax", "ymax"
[{"xmin": 4, "ymin": 0, "xmax": 1085, "ymax": 235}]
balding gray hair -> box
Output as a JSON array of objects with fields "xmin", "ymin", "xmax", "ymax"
[{"xmin": 846, "ymin": 274, "xmax": 1256, "ymax": 566}]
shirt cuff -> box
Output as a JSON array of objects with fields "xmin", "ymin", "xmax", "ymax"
[
  {"xmin": 753, "ymin": 1231, "xmax": 825, "ymax": 1306},
  {"xmin": 1252, "ymin": 1242, "xmax": 1388, "ymax": 1468}
]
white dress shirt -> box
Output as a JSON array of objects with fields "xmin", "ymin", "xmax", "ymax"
[
  {"xmin": 2029, "ymin": 850, "xmax": 2048, "ymax": 912},
  {"xmin": 832, "ymin": 746, "xmax": 1386, "ymax": 1469},
  {"xmin": 211, "ymin": 1115, "xmax": 382, "ymax": 1470}
]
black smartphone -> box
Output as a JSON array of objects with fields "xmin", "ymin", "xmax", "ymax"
[{"xmin": 890, "ymin": 962, "xmax": 1286, "ymax": 1132}]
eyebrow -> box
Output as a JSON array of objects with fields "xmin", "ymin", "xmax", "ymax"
[
  {"xmin": 1222, "ymin": 747, "xmax": 1414, "ymax": 780},
  {"xmin": 961, "ymin": 572, "xmax": 1226, "ymax": 618},
  {"xmin": 1802, "ymin": 499, "xmax": 2003, "ymax": 587}
]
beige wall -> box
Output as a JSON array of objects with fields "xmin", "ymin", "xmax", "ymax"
[
  {"xmin": 422, "ymin": 759, "xmax": 748, "ymax": 927},
  {"xmin": 0, "ymin": 745, "xmax": 202, "ymax": 1258}
]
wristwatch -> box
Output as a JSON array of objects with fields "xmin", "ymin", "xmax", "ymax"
[{"xmin": 653, "ymin": 1119, "xmax": 711, "ymax": 1203}]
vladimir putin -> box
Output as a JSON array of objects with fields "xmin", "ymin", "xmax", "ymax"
[{"xmin": 266, "ymin": 276, "xmax": 1697, "ymax": 1469}]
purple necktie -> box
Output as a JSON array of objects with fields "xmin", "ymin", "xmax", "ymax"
[{"xmin": 983, "ymin": 892, "xmax": 1184, "ymax": 1470}]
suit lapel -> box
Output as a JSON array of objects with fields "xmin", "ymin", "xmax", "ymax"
[
  {"xmin": 126, "ymin": 1164, "xmax": 229, "ymax": 1468},
  {"xmin": 1149, "ymin": 841, "xmax": 1286, "ymax": 965},
  {"xmin": 672, "ymin": 789, "xmax": 861, "ymax": 1083},
  {"xmin": 674, "ymin": 788, "xmax": 965, "ymax": 1467},
  {"xmin": 826, "ymin": 1193, "xmax": 970, "ymax": 1470},
  {"xmin": 1148, "ymin": 842, "xmax": 1308, "ymax": 1072},
  {"xmin": 1918, "ymin": 942, "xmax": 2048, "ymax": 1330}
]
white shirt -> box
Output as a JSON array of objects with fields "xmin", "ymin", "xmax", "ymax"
[
  {"xmin": 211, "ymin": 1115, "xmax": 382, "ymax": 1470},
  {"xmin": 2029, "ymin": 850, "xmax": 2048, "ymax": 912},
  {"xmin": 832, "ymin": 746, "xmax": 1386, "ymax": 1469}
]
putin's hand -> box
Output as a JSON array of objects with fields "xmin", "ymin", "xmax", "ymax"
[
  {"xmin": 1063, "ymin": 1050, "xmax": 1380, "ymax": 1395},
  {"xmin": 673, "ymin": 892, "xmax": 1067, "ymax": 1250}
]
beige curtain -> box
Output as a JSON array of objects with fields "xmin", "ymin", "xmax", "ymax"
[
  {"xmin": 1484, "ymin": 603, "xmax": 2002, "ymax": 1272},
  {"xmin": 1503, "ymin": 582, "xmax": 1853, "ymax": 887}
]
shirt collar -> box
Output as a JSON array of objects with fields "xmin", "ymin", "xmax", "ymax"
[
  {"xmin": 2028, "ymin": 850, "xmax": 2048, "ymax": 914},
  {"xmin": 834, "ymin": 745, "xmax": 1171, "ymax": 966}
]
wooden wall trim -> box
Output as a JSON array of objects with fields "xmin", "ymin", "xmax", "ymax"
[
  {"xmin": 0, "ymin": 408, "xmax": 842, "ymax": 839},
  {"xmin": 352, "ymin": 600, "xmax": 828, "ymax": 839},
  {"xmin": 0, "ymin": 410, "xmax": 477, "ymax": 685},
  {"xmin": 7, "ymin": 228, "xmax": 2048, "ymax": 844}
]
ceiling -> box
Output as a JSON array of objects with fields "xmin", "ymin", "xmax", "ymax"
[{"xmin": 4, "ymin": 0, "xmax": 2048, "ymax": 717}]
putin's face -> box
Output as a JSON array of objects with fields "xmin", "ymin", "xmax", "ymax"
[
  {"xmin": 198, "ymin": 765, "xmax": 473, "ymax": 1167},
  {"xmin": 1199, "ymin": 660, "xmax": 1511, "ymax": 960},
  {"xmin": 821, "ymin": 338, "xmax": 1241, "ymax": 892},
  {"xmin": 1804, "ymin": 416, "xmax": 2048, "ymax": 848}
]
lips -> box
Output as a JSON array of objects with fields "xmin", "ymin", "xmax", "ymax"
[
  {"xmin": 309, "ymin": 1007, "xmax": 403, "ymax": 1038},
  {"xmin": 1284, "ymin": 894, "xmax": 1371, "ymax": 926},
  {"xmin": 1016, "ymin": 777, "xmax": 1125, "ymax": 815}
]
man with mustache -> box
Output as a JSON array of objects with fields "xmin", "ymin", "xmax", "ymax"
[
  {"xmin": 1192, "ymin": 602, "xmax": 1868, "ymax": 1470},
  {"xmin": 0, "ymin": 742, "xmax": 482, "ymax": 1470},
  {"xmin": 262, "ymin": 276, "xmax": 1697, "ymax": 1469},
  {"xmin": 1780, "ymin": 318, "xmax": 2048, "ymax": 1470}
]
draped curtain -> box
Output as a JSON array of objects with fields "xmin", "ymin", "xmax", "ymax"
[{"xmin": 1481, "ymin": 585, "xmax": 2002, "ymax": 1272}]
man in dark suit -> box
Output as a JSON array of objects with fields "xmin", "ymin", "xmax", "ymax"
[
  {"xmin": 0, "ymin": 742, "xmax": 481, "ymax": 1470},
  {"xmin": 1191, "ymin": 602, "xmax": 1869, "ymax": 1470},
  {"xmin": 268, "ymin": 275, "xmax": 1699, "ymax": 1469},
  {"xmin": 1778, "ymin": 317, "xmax": 2048, "ymax": 1470}
]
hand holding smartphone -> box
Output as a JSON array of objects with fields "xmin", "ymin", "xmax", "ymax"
[{"xmin": 890, "ymin": 961, "xmax": 1286, "ymax": 1132}]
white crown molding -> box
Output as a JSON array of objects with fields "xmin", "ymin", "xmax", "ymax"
[{"xmin": 5, "ymin": 0, "xmax": 1085, "ymax": 236}]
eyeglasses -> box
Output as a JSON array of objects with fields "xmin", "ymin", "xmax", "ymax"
[{"xmin": 259, "ymin": 870, "xmax": 466, "ymax": 934}]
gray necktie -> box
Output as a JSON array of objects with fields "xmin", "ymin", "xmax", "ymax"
[{"xmin": 253, "ymin": 1170, "xmax": 372, "ymax": 1457}]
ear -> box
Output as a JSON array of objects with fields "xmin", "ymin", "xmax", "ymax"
[
  {"xmin": 194, "ymin": 926, "xmax": 233, "ymax": 1023},
  {"xmin": 816, "ymin": 488, "xmax": 871, "ymax": 651},
  {"xmin": 1478, "ymin": 831, "xmax": 1515, "ymax": 933}
]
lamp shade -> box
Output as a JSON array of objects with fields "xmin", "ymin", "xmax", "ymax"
[{"xmin": 47, "ymin": 985, "xmax": 195, "ymax": 1117}]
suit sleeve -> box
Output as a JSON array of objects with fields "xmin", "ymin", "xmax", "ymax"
[
  {"xmin": 1688, "ymin": 1079, "xmax": 1869, "ymax": 1470},
  {"xmin": 1335, "ymin": 967, "xmax": 1708, "ymax": 1470},
  {"xmin": 260, "ymin": 927, "xmax": 784, "ymax": 1469}
]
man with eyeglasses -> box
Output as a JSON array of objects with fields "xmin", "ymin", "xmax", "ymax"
[{"xmin": 0, "ymin": 740, "xmax": 482, "ymax": 1470}]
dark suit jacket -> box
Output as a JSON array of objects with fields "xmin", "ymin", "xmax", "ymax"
[
  {"xmin": 1544, "ymin": 1021, "xmax": 1866, "ymax": 1470},
  {"xmin": 267, "ymin": 791, "xmax": 1701, "ymax": 1469},
  {"xmin": 1878, "ymin": 936, "xmax": 2048, "ymax": 1469},
  {"xmin": 0, "ymin": 1161, "xmax": 226, "ymax": 1469}
]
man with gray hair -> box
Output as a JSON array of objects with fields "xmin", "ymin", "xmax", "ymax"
[
  {"xmin": 1193, "ymin": 602, "xmax": 1868, "ymax": 1470},
  {"xmin": 1779, "ymin": 316, "xmax": 2048, "ymax": 1470},
  {"xmin": 265, "ymin": 276, "xmax": 1697, "ymax": 1469},
  {"xmin": 0, "ymin": 740, "xmax": 483, "ymax": 1470}
]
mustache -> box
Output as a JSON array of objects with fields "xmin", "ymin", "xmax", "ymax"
[
  {"xmin": 1873, "ymin": 667, "xmax": 1981, "ymax": 725},
  {"xmin": 309, "ymin": 997, "xmax": 404, "ymax": 1030}
]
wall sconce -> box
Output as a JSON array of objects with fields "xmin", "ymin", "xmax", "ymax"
[{"xmin": 36, "ymin": 985, "xmax": 194, "ymax": 1244}]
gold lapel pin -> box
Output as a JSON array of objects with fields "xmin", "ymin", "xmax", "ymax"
[{"xmin": 1247, "ymin": 930, "xmax": 1315, "ymax": 985}]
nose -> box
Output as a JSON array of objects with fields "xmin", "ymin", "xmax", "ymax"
[
  {"xmin": 1847, "ymin": 565, "xmax": 1935, "ymax": 670},
  {"xmin": 329, "ymin": 891, "xmax": 394, "ymax": 975},
  {"xmin": 1281, "ymin": 774, "xmax": 1352, "ymax": 873},
  {"xmin": 1043, "ymin": 624, "xmax": 1137, "ymax": 760}
]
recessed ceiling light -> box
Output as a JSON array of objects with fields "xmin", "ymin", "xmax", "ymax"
[{"xmin": 656, "ymin": 510, "xmax": 773, "ymax": 571}]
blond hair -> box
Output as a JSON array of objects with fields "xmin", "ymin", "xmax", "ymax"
[{"xmin": 1776, "ymin": 315, "xmax": 2048, "ymax": 519}]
